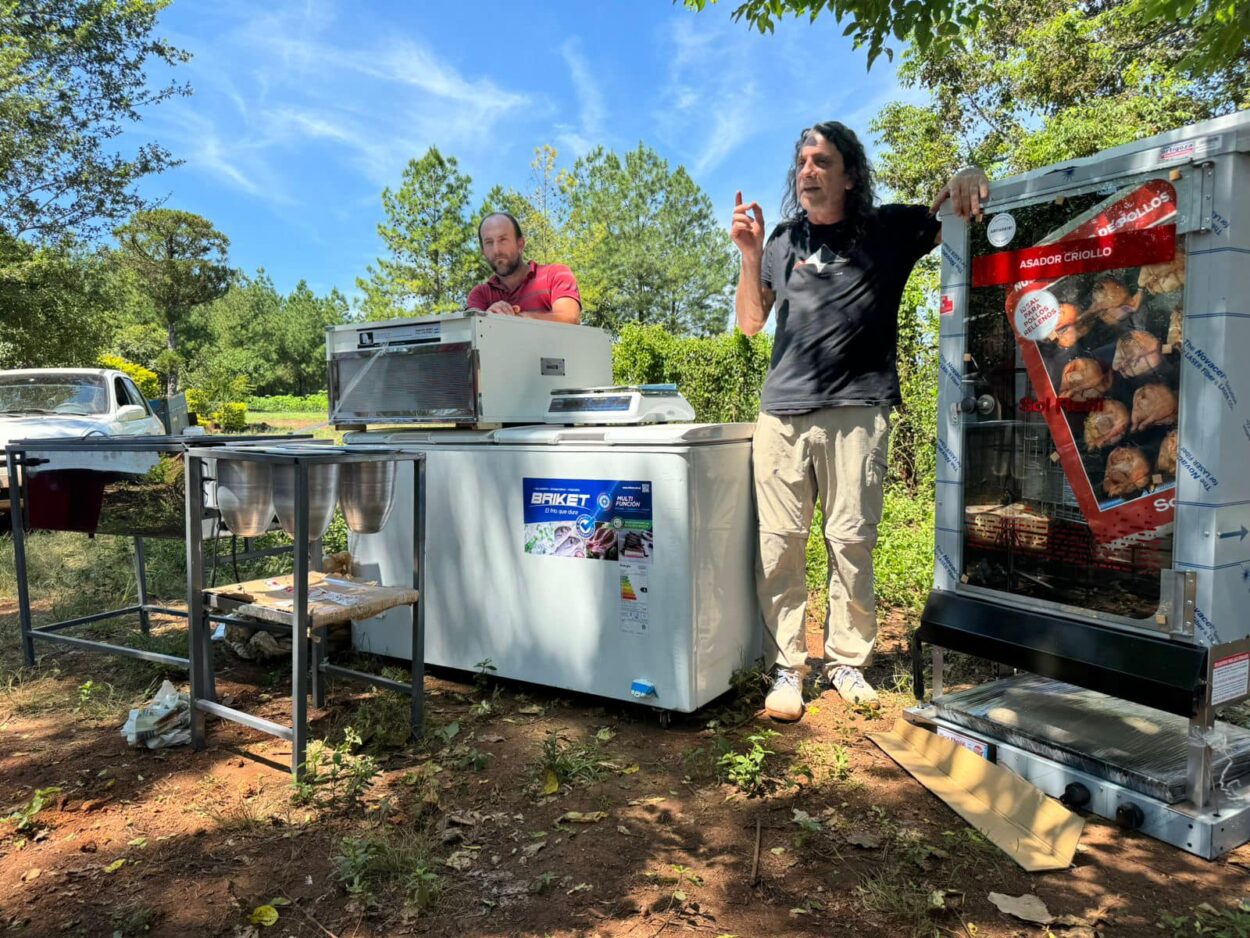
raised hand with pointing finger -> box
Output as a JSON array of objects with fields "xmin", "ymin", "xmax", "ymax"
[{"xmin": 731, "ymin": 190, "xmax": 766, "ymax": 259}]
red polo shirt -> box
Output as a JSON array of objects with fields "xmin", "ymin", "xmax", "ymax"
[{"xmin": 467, "ymin": 261, "xmax": 581, "ymax": 314}]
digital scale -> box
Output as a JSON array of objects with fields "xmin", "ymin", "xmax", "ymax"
[{"xmin": 545, "ymin": 385, "xmax": 696, "ymax": 425}]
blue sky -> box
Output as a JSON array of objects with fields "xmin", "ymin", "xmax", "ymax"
[{"xmin": 127, "ymin": 0, "xmax": 923, "ymax": 301}]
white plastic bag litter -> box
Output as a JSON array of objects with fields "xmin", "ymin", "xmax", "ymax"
[{"xmin": 121, "ymin": 680, "xmax": 191, "ymax": 749}]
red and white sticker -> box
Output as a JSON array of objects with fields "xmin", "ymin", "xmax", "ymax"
[
  {"xmin": 1212, "ymin": 652, "xmax": 1250, "ymax": 706},
  {"xmin": 1013, "ymin": 289, "xmax": 1060, "ymax": 342},
  {"xmin": 937, "ymin": 727, "xmax": 993, "ymax": 759},
  {"xmin": 940, "ymin": 293, "xmax": 955, "ymax": 316}
]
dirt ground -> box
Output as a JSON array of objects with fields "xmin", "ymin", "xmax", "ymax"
[{"xmin": 0, "ymin": 599, "xmax": 1246, "ymax": 938}]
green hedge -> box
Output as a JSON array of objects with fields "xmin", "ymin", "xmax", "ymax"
[
  {"xmin": 98, "ymin": 353, "xmax": 161, "ymax": 399},
  {"xmin": 612, "ymin": 323, "xmax": 771, "ymax": 423},
  {"xmin": 249, "ymin": 392, "xmax": 330, "ymax": 413}
]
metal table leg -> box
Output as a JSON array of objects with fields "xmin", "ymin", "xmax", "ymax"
[
  {"xmin": 185, "ymin": 456, "xmax": 209, "ymax": 749},
  {"xmin": 134, "ymin": 537, "xmax": 151, "ymax": 635},
  {"xmin": 410, "ymin": 457, "xmax": 426, "ymax": 737},
  {"xmin": 8, "ymin": 450, "xmax": 35, "ymax": 667},
  {"xmin": 291, "ymin": 463, "xmax": 310, "ymax": 779}
]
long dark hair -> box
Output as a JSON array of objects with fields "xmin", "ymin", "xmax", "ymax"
[{"xmin": 780, "ymin": 121, "xmax": 876, "ymax": 239}]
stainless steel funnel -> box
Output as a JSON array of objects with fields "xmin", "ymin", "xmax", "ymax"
[
  {"xmin": 273, "ymin": 463, "xmax": 340, "ymax": 540},
  {"xmin": 338, "ymin": 460, "xmax": 396, "ymax": 534},
  {"xmin": 216, "ymin": 459, "xmax": 274, "ymax": 537}
]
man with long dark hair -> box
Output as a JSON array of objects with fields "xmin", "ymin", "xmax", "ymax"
[{"xmin": 733, "ymin": 121, "xmax": 987, "ymax": 721}]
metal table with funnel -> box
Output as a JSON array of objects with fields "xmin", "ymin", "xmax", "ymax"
[
  {"xmin": 4, "ymin": 434, "xmax": 304, "ymax": 673},
  {"xmin": 184, "ymin": 444, "xmax": 426, "ymax": 778}
]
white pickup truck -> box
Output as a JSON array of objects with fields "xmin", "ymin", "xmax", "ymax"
[{"xmin": 0, "ymin": 368, "xmax": 167, "ymax": 501}]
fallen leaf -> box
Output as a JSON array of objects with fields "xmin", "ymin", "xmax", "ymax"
[
  {"xmin": 444, "ymin": 850, "xmax": 476, "ymax": 871},
  {"xmin": 845, "ymin": 831, "xmax": 882, "ymax": 849},
  {"xmin": 448, "ymin": 814, "xmax": 477, "ymax": 827},
  {"xmin": 596, "ymin": 728, "xmax": 616, "ymax": 743},
  {"xmin": 628, "ymin": 796, "xmax": 666, "ymax": 806},
  {"xmin": 103, "ymin": 858, "xmax": 126, "ymax": 873},
  {"xmin": 267, "ymin": 897, "xmax": 291, "ymax": 907},
  {"xmin": 567, "ymin": 882, "xmax": 593, "ymax": 895},
  {"xmin": 127, "ymin": 836, "xmax": 147, "ymax": 848},
  {"xmin": 770, "ymin": 847, "xmax": 787, "ymax": 855},
  {"xmin": 480, "ymin": 734, "xmax": 505, "ymax": 743},
  {"xmin": 541, "ymin": 770, "xmax": 560, "ymax": 796},
  {"xmin": 617, "ymin": 825, "xmax": 633, "ymax": 836},
  {"xmin": 517, "ymin": 705, "xmax": 543, "ymax": 716},
  {"xmin": 988, "ymin": 892, "xmax": 1053, "ymax": 925},
  {"xmin": 20, "ymin": 868, "xmax": 40, "ymax": 882},
  {"xmin": 522, "ymin": 841, "xmax": 546, "ymax": 858},
  {"xmin": 555, "ymin": 811, "xmax": 608, "ymax": 826},
  {"xmin": 673, "ymin": 889, "xmax": 687, "ymax": 902},
  {"xmin": 250, "ymin": 904, "xmax": 279, "ymax": 927},
  {"xmin": 620, "ymin": 764, "xmax": 640, "ymax": 775}
]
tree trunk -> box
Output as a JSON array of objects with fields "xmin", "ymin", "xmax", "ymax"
[{"xmin": 166, "ymin": 320, "xmax": 178, "ymax": 397}]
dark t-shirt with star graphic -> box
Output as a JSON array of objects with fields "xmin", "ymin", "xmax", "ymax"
[{"xmin": 759, "ymin": 204, "xmax": 939, "ymax": 415}]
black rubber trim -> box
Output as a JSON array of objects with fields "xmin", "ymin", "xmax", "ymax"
[{"xmin": 913, "ymin": 590, "xmax": 1208, "ymax": 717}]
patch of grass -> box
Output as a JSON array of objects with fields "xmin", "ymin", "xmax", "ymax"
[
  {"xmin": 5, "ymin": 785, "xmax": 60, "ymax": 833},
  {"xmin": 110, "ymin": 902, "xmax": 162, "ymax": 936},
  {"xmin": 333, "ymin": 825, "xmax": 442, "ymax": 918},
  {"xmin": 1162, "ymin": 900, "xmax": 1250, "ymax": 937},
  {"xmin": 680, "ymin": 727, "xmax": 733, "ymax": 785},
  {"xmin": 293, "ymin": 727, "xmax": 379, "ymax": 809},
  {"xmin": 789, "ymin": 740, "xmax": 853, "ymax": 787},
  {"xmin": 855, "ymin": 863, "xmax": 949, "ymax": 938},
  {"xmin": 344, "ymin": 667, "xmax": 416, "ymax": 754},
  {"xmin": 533, "ymin": 730, "xmax": 610, "ymax": 792},
  {"xmin": 718, "ymin": 729, "xmax": 780, "ymax": 795}
]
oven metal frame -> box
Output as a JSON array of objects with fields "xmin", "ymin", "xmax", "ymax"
[{"xmin": 913, "ymin": 111, "xmax": 1250, "ymax": 856}]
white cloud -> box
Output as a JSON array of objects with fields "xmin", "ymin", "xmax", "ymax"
[
  {"xmin": 152, "ymin": 2, "xmax": 537, "ymax": 202},
  {"xmin": 654, "ymin": 17, "xmax": 761, "ymax": 177},
  {"xmin": 554, "ymin": 38, "xmax": 606, "ymax": 157}
]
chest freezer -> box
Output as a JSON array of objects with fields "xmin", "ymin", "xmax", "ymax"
[{"xmin": 345, "ymin": 423, "xmax": 761, "ymax": 713}]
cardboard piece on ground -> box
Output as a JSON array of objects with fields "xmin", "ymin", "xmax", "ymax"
[
  {"xmin": 869, "ymin": 718, "xmax": 1083, "ymax": 872},
  {"xmin": 205, "ymin": 571, "xmax": 419, "ymax": 629}
]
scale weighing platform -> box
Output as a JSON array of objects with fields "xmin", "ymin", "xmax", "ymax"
[{"xmin": 545, "ymin": 385, "xmax": 696, "ymax": 425}]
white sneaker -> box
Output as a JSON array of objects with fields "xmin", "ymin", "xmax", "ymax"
[
  {"xmin": 826, "ymin": 664, "xmax": 879, "ymax": 708},
  {"xmin": 764, "ymin": 667, "xmax": 804, "ymax": 722}
]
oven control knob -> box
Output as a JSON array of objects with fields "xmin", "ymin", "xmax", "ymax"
[
  {"xmin": 959, "ymin": 395, "xmax": 978, "ymax": 414},
  {"xmin": 1060, "ymin": 782, "xmax": 1091, "ymax": 809},
  {"xmin": 976, "ymin": 394, "xmax": 997, "ymax": 416},
  {"xmin": 1115, "ymin": 802, "xmax": 1145, "ymax": 830}
]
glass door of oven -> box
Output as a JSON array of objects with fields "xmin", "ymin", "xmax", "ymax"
[{"xmin": 958, "ymin": 177, "xmax": 1185, "ymax": 622}]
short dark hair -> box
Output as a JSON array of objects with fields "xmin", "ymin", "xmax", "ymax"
[
  {"xmin": 478, "ymin": 211, "xmax": 523, "ymax": 244},
  {"xmin": 781, "ymin": 121, "xmax": 876, "ymax": 239}
]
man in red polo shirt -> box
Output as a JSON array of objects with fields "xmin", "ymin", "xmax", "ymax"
[{"xmin": 467, "ymin": 212, "xmax": 582, "ymax": 324}]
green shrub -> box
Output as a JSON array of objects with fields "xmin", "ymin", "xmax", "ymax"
[
  {"xmin": 612, "ymin": 323, "xmax": 771, "ymax": 423},
  {"xmin": 98, "ymin": 354, "xmax": 161, "ymax": 399},
  {"xmin": 249, "ymin": 392, "xmax": 329, "ymax": 413},
  {"xmin": 214, "ymin": 402, "xmax": 248, "ymax": 432}
]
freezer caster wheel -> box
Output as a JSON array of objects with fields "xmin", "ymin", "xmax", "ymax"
[{"xmin": 656, "ymin": 710, "xmax": 672, "ymax": 729}]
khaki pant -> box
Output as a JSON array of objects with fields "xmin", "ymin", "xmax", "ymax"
[{"xmin": 753, "ymin": 406, "xmax": 890, "ymax": 671}]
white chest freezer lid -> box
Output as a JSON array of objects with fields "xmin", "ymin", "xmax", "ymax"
[
  {"xmin": 343, "ymin": 428, "xmax": 511, "ymax": 445},
  {"xmin": 491, "ymin": 422, "xmax": 755, "ymax": 446}
]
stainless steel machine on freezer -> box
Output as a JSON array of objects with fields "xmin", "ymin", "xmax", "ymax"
[
  {"xmin": 325, "ymin": 312, "xmax": 612, "ymax": 427},
  {"xmin": 909, "ymin": 110, "xmax": 1250, "ymax": 857},
  {"xmin": 346, "ymin": 423, "xmax": 760, "ymax": 716}
]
